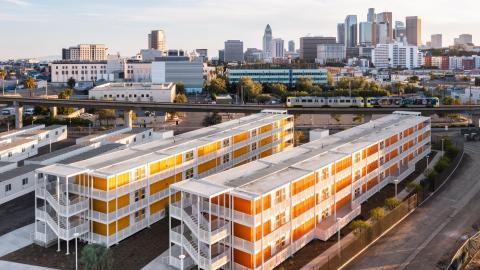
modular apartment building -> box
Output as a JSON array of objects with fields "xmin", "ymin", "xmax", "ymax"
[
  {"xmin": 168, "ymin": 111, "xmax": 431, "ymax": 270},
  {"xmin": 33, "ymin": 110, "xmax": 294, "ymax": 253}
]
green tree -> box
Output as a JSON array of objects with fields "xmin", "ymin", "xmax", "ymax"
[
  {"xmin": 203, "ymin": 112, "xmax": 222, "ymax": 126},
  {"xmin": 256, "ymin": 94, "xmax": 271, "ymax": 104},
  {"xmin": 67, "ymin": 77, "xmax": 76, "ymax": 89},
  {"xmin": 208, "ymin": 77, "xmax": 227, "ymax": 95},
  {"xmin": 296, "ymin": 77, "xmax": 314, "ymax": 93},
  {"xmin": 408, "ymin": 75, "xmax": 420, "ymax": 83},
  {"xmin": 269, "ymin": 83, "xmax": 288, "ymax": 98},
  {"xmin": 349, "ymin": 220, "xmax": 371, "ymax": 235},
  {"xmin": 58, "ymin": 88, "xmax": 73, "ymax": 99},
  {"xmin": 80, "ymin": 244, "xmax": 113, "ymax": 270},
  {"xmin": 443, "ymin": 96, "xmax": 454, "ymax": 105},
  {"xmin": 238, "ymin": 77, "xmax": 262, "ymax": 101},
  {"xmin": 175, "ymin": 82, "xmax": 186, "ymax": 94},
  {"xmin": 327, "ymin": 72, "xmax": 334, "ymax": 86},
  {"xmin": 369, "ymin": 207, "xmax": 385, "ymax": 221},
  {"xmin": 98, "ymin": 109, "xmax": 116, "ymax": 126},
  {"xmin": 434, "ymin": 156, "xmax": 451, "ymax": 173},
  {"xmin": 174, "ymin": 93, "xmax": 188, "ymax": 103},
  {"xmin": 24, "ymin": 76, "xmax": 37, "ymax": 97},
  {"xmin": 385, "ymin": 197, "xmax": 401, "ymax": 210}
]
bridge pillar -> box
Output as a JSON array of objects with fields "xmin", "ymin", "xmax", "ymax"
[
  {"xmin": 49, "ymin": 106, "xmax": 57, "ymax": 119},
  {"xmin": 14, "ymin": 101, "xmax": 23, "ymax": 129},
  {"xmin": 472, "ymin": 114, "xmax": 480, "ymax": 128},
  {"xmin": 124, "ymin": 110, "xmax": 133, "ymax": 128},
  {"xmin": 364, "ymin": 114, "xmax": 373, "ymax": 123}
]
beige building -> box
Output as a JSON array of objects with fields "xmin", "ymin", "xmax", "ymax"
[
  {"xmin": 406, "ymin": 16, "xmax": 422, "ymax": 46},
  {"xmin": 62, "ymin": 44, "xmax": 108, "ymax": 61}
]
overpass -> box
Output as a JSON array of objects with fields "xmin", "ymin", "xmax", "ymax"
[{"xmin": 1, "ymin": 96, "xmax": 480, "ymax": 128}]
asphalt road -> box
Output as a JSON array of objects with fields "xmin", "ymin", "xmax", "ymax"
[{"xmin": 344, "ymin": 141, "xmax": 480, "ymax": 270}]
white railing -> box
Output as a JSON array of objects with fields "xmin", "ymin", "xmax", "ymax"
[{"xmin": 44, "ymin": 189, "xmax": 88, "ymax": 217}]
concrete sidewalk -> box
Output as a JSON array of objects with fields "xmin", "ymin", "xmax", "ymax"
[
  {"xmin": 141, "ymin": 249, "xmax": 176, "ymax": 270},
  {"xmin": 0, "ymin": 223, "xmax": 34, "ymax": 257},
  {"xmin": 398, "ymin": 152, "xmax": 441, "ymax": 201}
]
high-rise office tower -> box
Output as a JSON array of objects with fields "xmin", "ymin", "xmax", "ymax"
[
  {"xmin": 344, "ymin": 15, "xmax": 358, "ymax": 48},
  {"xmin": 299, "ymin": 36, "xmax": 336, "ymax": 62},
  {"xmin": 288, "ymin": 40, "xmax": 295, "ymax": 52},
  {"xmin": 271, "ymin": 38, "xmax": 285, "ymax": 58},
  {"xmin": 359, "ymin": 22, "xmax": 373, "ymax": 46},
  {"xmin": 406, "ymin": 16, "xmax": 422, "ymax": 46},
  {"xmin": 431, "ymin": 34, "xmax": 443, "ymax": 49},
  {"xmin": 148, "ymin": 30, "xmax": 166, "ymax": 52},
  {"xmin": 367, "ymin": 8, "xmax": 375, "ymax": 22},
  {"xmin": 454, "ymin": 34, "xmax": 473, "ymax": 45},
  {"xmin": 224, "ymin": 40, "xmax": 244, "ymax": 63},
  {"xmin": 337, "ymin": 23, "xmax": 345, "ymax": 45},
  {"xmin": 263, "ymin": 24, "xmax": 273, "ymax": 59},
  {"xmin": 376, "ymin": 12, "xmax": 393, "ymax": 44},
  {"xmin": 394, "ymin": 21, "xmax": 406, "ymax": 41}
]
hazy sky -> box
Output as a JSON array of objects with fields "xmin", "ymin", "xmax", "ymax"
[{"xmin": 1, "ymin": 0, "xmax": 479, "ymax": 60}]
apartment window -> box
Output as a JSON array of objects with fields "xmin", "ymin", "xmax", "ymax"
[
  {"xmin": 380, "ymin": 157, "xmax": 385, "ymax": 165},
  {"xmin": 223, "ymin": 154, "xmax": 230, "ymax": 164},
  {"xmin": 275, "ymin": 236, "xmax": 286, "ymax": 250},
  {"xmin": 223, "ymin": 139, "xmax": 230, "ymax": 148},
  {"xmin": 8, "ymin": 152, "xmax": 12, "ymax": 157},
  {"xmin": 185, "ymin": 168, "xmax": 194, "ymax": 179},
  {"xmin": 275, "ymin": 188, "xmax": 286, "ymax": 203},
  {"xmin": 22, "ymin": 178, "xmax": 28, "ymax": 185},
  {"xmin": 251, "ymin": 142, "xmax": 257, "ymax": 151},
  {"xmin": 134, "ymin": 209, "xmax": 146, "ymax": 222},
  {"xmin": 354, "ymin": 152, "xmax": 361, "ymax": 163},
  {"xmin": 273, "ymin": 121, "xmax": 279, "ymax": 129},
  {"xmin": 321, "ymin": 209, "xmax": 330, "ymax": 220},
  {"xmin": 380, "ymin": 141, "xmax": 385, "ymax": 150},
  {"xmin": 354, "ymin": 188, "xmax": 361, "ymax": 199},
  {"xmin": 135, "ymin": 167, "xmax": 145, "ymax": 180},
  {"xmin": 354, "ymin": 170, "xmax": 361, "ymax": 181},
  {"xmin": 5, "ymin": 184, "xmax": 11, "ymax": 192},
  {"xmin": 22, "ymin": 148, "xmax": 25, "ymax": 153},
  {"xmin": 321, "ymin": 167, "xmax": 329, "ymax": 180},
  {"xmin": 135, "ymin": 188, "xmax": 146, "ymax": 202},
  {"xmin": 251, "ymin": 129, "xmax": 257, "ymax": 137},
  {"xmin": 275, "ymin": 211, "xmax": 286, "ymax": 228},
  {"xmin": 321, "ymin": 188, "xmax": 329, "ymax": 200},
  {"xmin": 185, "ymin": 151, "xmax": 194, "ymax": 161}
]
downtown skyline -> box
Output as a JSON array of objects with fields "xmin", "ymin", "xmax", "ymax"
[{"xmin": 1, "ymin": 0, "xmax": 479, "ymax": 60}]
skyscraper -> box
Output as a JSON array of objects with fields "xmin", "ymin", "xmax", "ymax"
[
  {"xmin": 288, "ymin": 40, "xmax": 295, "ymax": 52},
  {"xmin": 394, "ymin": 21, "xmax": 406, "ymax": 41},
  {"xmin": 359, "ymin": 22, "xmax": 373, "ymax": 46},
  {"xmin": 299, "ymin": 36, "xmax": 336, "ymax": 62},
  {"xmin": 263, "ymin": 24, "xmax": 273, "ymax": 59},
  {"xmin": 454, "ymin": 34, "xmax": 473, "ymax": 45},
  {"xmin": 337, "ymin": 23, "xmax": 345, "ymax": 45},
  {"xmin": 224, "ymin": 40, "xmax": 244, "ymax": 63},
  {"xmin": 272, "ymin": 38, "xmax": 285, "ymax": 58},
  {"xmin": 344, "ymin": 15, "xmax": 358, "ymax": 48},
  {"xmin": 431, "ymin": 34, "xmax": 443, "ymax": 49},
  {"xmin": 367, "ymin": 8, "xmax": 375, "ymax": 23},
  {"xmin": 148, "ymin": 30, "xmax": 166, "ymax": 52},
  {"xmin": 376, "ymin": 12, "xmax": 393, "ymax": 44},
  {"xmin": 406, "ymin": 16, "xmax": 422, "ymax": 46}
]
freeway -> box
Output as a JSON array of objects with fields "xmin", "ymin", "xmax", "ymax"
[{"xmin": 1, "ymin": 96, "xmax": 480, "ymax": 114}]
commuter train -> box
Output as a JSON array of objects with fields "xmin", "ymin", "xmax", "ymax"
[{"xmin": 285, "ymin": 96, "xmax": 440, "ymax": 108}]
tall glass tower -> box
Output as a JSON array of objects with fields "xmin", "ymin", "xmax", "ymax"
[{"xmin": 262, "ymin": 24, "xmax": 273, "ymax": 59}]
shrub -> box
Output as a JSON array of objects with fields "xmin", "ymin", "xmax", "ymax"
[
  {"xmin": 426, "ymin": 169, "xmax": 438, "ymax": 182},
  {"xmin": 349, "ymin": 220, "xmax": 371, "ymax": 235},
  {"xmin": 434, "ymin": 156, "xmax": 450, "ymax": 173},
  {"xmin": 369, "ymin": 207, "xmax": 385, "ymax": 220},
  {"xmin": 406, "ymin": 181, "xmax": 422, "ymax": 193},
  {"xmin": 80, "ymin": 244, "xmax": 113, "ymax": 270},
  {"xmin": 385, "ymin": 197, "xmax": 401, "ymax": 210}
]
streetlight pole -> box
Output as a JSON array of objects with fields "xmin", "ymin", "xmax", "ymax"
[
  {"xmin": 394, "ymin": 179, "xmax": 399, "ymax": 198},
  {"xmin": 426, "ymin": 155, "xmax": 430, "ymax": 169},
  {"xmin": 73, "ymin": 232, "xmax": 79, "ymax": 270},
  {"xmin": 441, "ymin": 138, "xmax": 445, "ymax": 157}
]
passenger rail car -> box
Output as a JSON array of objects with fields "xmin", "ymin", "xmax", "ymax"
[{"xmin": 286, "ymin": 96, "xmax": 371, "ymax": 107}]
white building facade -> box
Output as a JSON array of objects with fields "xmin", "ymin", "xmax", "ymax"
[
  {"xmin": 89, "ymin": 82, "xmax": 176, "ymax": 103},
  {"xmin": 372, "ymin": 41, "xmax": 420, "ymax": 69}
]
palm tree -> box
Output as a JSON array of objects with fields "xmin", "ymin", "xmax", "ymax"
[
  {"xmin": 80, "ymin": 244, "xmax": 113, "ymax": 270},
  {"xmin": 24, "ymin": 77, "xmax": 37, "ymax": 97},
  {"xmin": 0, "ymin": 69, "xmax": 6, "ymax": 95}
]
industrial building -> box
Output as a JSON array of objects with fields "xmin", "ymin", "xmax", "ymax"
[
  {"xmin": 168, "ymin": 111, "xmax": 431, "ymax": 270},
  {"xmin": 88, "ymin": 82, "xmax": 176, "ymax": 103},
  {"xmin": 34, "ymin": 110, "xmax": 294, "ymax": 253}
]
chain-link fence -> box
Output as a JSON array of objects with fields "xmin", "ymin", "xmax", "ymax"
[
  {"xmin": 309, "ymin": 195, "xmax": 418, "ymax": 270},
  {"xmin": 447, "ymin": 231, "xmax": 480, "ymax": 270}
]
